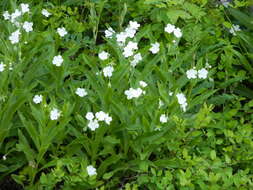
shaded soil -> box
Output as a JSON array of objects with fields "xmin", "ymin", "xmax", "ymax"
[{"xmin": 0, "ymin": 176, "xmax": 23, "ymax": 190}]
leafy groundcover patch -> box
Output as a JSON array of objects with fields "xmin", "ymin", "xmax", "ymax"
[{"xmin": 0, "ymin": 0, "xmax": 253, "ymax": 189}]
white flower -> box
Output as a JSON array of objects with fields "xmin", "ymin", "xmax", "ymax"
[
  {"xmin": 95, "ymin": 111, "xmax": 106, "ymax": 121},
  {"xmin": 160, "ymin": 114, "xmax": 168, "ymax": 123},
  {"xmin": 125, "ymin": 27, "xmax": 137, "ymax": 38},
  {"xmin": 57, "ymin": 27, "xmax": 67, "ymax": 37},
  {"xmin": 124, "ymin": 88, "xmax": 143, "ymax": 99},
  {"xmin": 198, "ymin": 68, "xmax": 208, "ymax": 79},
  {"xmin": 116, "ymin": 32, "xmax": 127, "ymax": 44},
  {"xmin": 33, "ymin": 95, "xmax": 43, "ymax": 104},
  {"xmin": 149, "ymin": 42, "xmax": 160, "ymax": 54},
  {"xmin": 11, "ymin": 9, "xmax": 21, "ymax": 22},
  {"xmin": 52, "ymin": 55, "xmax": 63, "ymax": 66},
  {"xmin": 129, "ymin": 21, "xmax": 140, "ymax": 30},
  {"xmin": 165, "ymin": 24, "xmax": 175, "ymax": 33},
  {"xmin": 20, "ymin": 3, "xmax": 29, "ymax": 14},
  {"xmin": 9, "ymin": 30, "xmax": 21, "ymax": 44},
  {"xmin": 169, "ymin": 92, "xmax": 173, "ymax": 96},
  {"xmin": 229, "ymin": 24, "xmax": 241, "ymax": 36},
  {"xmin": 139, "ymin": 81, "xmax": 147, "ymax": 88},
  {"xmin": 0, "ymin": 63, "xmax": 5, "ymax": 72},
  {"xmin": 42, "ymin": 9, "xmax": 51, "ymax": 17},
  {"xmin": 123, "ymin": 47, "xmax": 134, "ymax": 57},
  {"xmin": 186, "ymin": 68, "xmax": 197, "ymax": 79},
  {"xmin": 75, "ymin": 88, "xmax": 87, "ymax": 97},
  {"xmin": 130, "ymin": 53, "xmax": 142, "ymax": 67},
  {"xmin": 176, "ymin": 93, "xmax": 187, "ymax": 112},
  {"xmin": 3, "ymin": 11, "xmax": 10, "ymax": 20},
  {"xmin": 176, "ymin": 93, "xmax": 187, "ymax": 105},
  {"xmin": 105, "ymin": 27, "xmax": 115, "ymax": 38},
  {"xmin": 103, "ymin": 66, "xmax": 114, "ymax": 78},
  {"xmin": 98, "ymin": 51, "xmax": 109, "ymax": 60},
  {"xmin": 2, "ymin": 155, "xmax": 6, "ymax": 160},
  {"xmin": 50, "ymin": 108, "xmax": 61, "ymax": 120},
  {"xmin": 173, "ymin": 28, "xmax": 182, "ymax": 38},
  {"xmin": 87, "ymin": 165, "xmax": 97, "ymax": 176},
  {"xmin": 104, "ymin": 113, "xmax": 112, "ymax": 125},
  {"xmin": 88, "ymin": 120, "xmax": 99, "ymax": 131},
  {"xmin": 23, "ymin": 21, "xmax": 33, "ymax": 32},
  {"xmin": 86, "ymin": 112, "xmax": 94, "ymax": 121},
  {"xmin": 126, "ymin": 41, "xmax": 138, "ymax": 50}
]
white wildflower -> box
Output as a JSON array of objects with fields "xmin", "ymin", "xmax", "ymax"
[
  {"xmin": 198, "ymin": 68, "xmax": 208, "ymax": 79},
  {"xmin": 173, "ymin": 28, "xmax": 182, "ymax": 38},
  {"xmin": 116, "ymin": 32, "xmax": 127, "ymax": 44},
  {"xmin": 130, "ymin": 53, "xmax": 142, "ymax": 67},
  {"xmin": 20, "ymin": 3, "xmax": 29, "ymax": 14},
  {"xmin": 176, "ymin": 93, "xmax": 187, "ymax": 112},
  {"xmin": 95, "ymin": 111, "xmax": 106, "ymax": 121},
  {"xmin": 3, "ymin": 11, "xmax": 10, "ymax": 20},
  {"xmin": 9, "ymin": 30, "xmax": 21, "ymax": 44},
  {"xmin": 86, "ymin": 112, "xmax": 94, "ymax": 121},
  {"xmin": 50, "ymin": 108, "xmax": 61, "ymax": 120},
  {"xmin": 52, "ymin": 55, "xmax": 63, "ymax": 66},
  {"xmin": 42, "ymin": 9, "xmax": 51, "ymax": 17},
  {"xmin": 129, "ymin": 21, "xmax": 140, "ymax": 30},
  {"xmin": 105, "ymin": 27, "xmax": 115, "ymax": 38},
  {"xmin": 88, "ymin": 120, "xmax": 99, "ymax": 131},
  {"xmin": 104, "ymin": 113, "xmax": 112, "ymax": 125},
  {"xmin": 57, "ymin": 27, "xmax": 67, "ymax": 37},
  {"xmin": 75, "ymin": 88, "xmax": 87, "ymax": 97},
  {"xmin": 139, "ymin": 81, "xmax": 147, "ymax": 88},
  {"xmin": 2, "ymin": 155, "xmax": 6, "ymax": 160},
  {"xmin": 103, "ymin": 66, "xmax": 114, "ymax": 78},
  {"xmin": 124, "ymin": 88, "xmax": 143, "ymax": 99},
  {"xmin": 160, "ymin": 114, "xmax": 168, "ymax": 123},
  {"xmin": 98, "ymin": 51, "xmax": 109, "ymax": 60},
  {"xmin": 229, "ymin": 24, "xmax": 241, "ymax": 36},
  {"xmin": 23, "ymin": 21, "xmax": 33, "ymax": 32},
  {"xmin": 33, "ymin": 95, "xmax": 43, "ymax": 104},
  {"xmin": 125, "ymin": 27, "xmax": 137, "ymax": 38},
  {"xmin": 0, "ymin": 63, "xmax": 5, "ymax": 72},
  {"xmin": 186, "ymin": 68, "xmax": 197, "ymax": 79},
  {"xmin": 87, "ymin": 165, "xmax": 97, "ymax": 176},
  {"xmin": 11, "ymin": 9, "xmax": 21, "ymax": 22},
  {"xmin": 149, "ymin": 42, "xmax": 160, "ymax": 54},
  {"xmin": 165, "ymin": 24, "xmax": 175, "ymax": 33}
]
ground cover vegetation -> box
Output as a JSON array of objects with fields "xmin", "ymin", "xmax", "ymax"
[{"xmin": 0, "ymin": 0, "xmax": 253, "ymax": 189}]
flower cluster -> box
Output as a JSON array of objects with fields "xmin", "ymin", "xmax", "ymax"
[
  {"xmin": 186, "ymin": 68, "xmax": 208, "ymax": 79},
  {"xmin": 3, "ymin": 4, "xmax": 33, "ymax": 44},
  {"xmin": 105, "ymin": 21, "xmax": 143, "ymax": 67},
  {"xmin": 124, "ymin": 88, "xmax": 144, "ymax": 100},
  {"xmin": 86, "ymin": 111, "xmax": 112, "ymax": 131},
  {"xmin": 176, "ymin": 93, "xmax": 187, "ymax": 112},
  {"xmin": 229, "ymin": 24, "xmax": 241, "ymax": 36},
  {"xmin": 165, "ymin": 24, "xmax": 182, "ymax": 38}
]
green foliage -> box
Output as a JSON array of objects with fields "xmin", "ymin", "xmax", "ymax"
[{"xmin": 0, "ymin": 0, "xmax": 253, "ymax": 189}]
